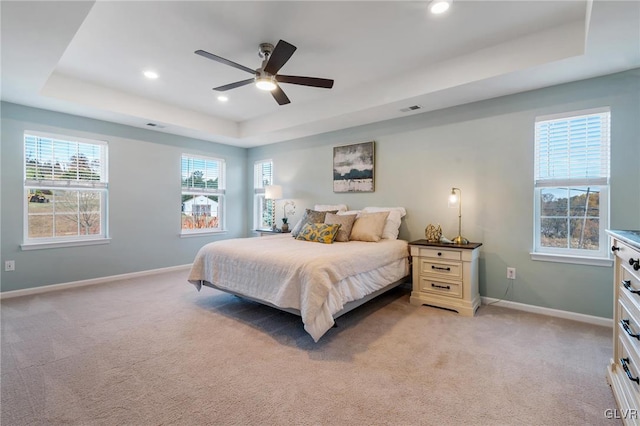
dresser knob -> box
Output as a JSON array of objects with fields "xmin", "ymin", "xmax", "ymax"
[
  {"xmin": 629, "ymin": 258, "xmax": 640, "ymax": 271},
  {"xmin": 612, "ymin": 245, "xmax": 620, "ymax": 252},
  {"xmin": 437, "ymin": 252, "xmax": 442, "ymax": 256}
]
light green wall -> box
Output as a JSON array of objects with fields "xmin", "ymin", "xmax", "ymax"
[
  {"xmin": 247, "ymin": 69, "xmax": 640, "ymax": 319},
  {"xmin": 2, "ymin": 70, "xmax": 638, "ymax": 319},
  {"xmin": 0, "ymin": 103, "xmax": 247, "ymax": 292}
]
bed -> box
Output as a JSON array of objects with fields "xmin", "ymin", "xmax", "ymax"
[{"xmin": 188, "ymin": 234, "xmax": 410, "ymax": 342}]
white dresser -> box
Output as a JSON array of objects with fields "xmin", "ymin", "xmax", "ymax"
[
  {"xmin": 409, "ymin": 240, "xmax": 482, "ymax": 316},
  {"xmin": 608, "ymin": 230, "xmax": 640, "ymax": 425}
]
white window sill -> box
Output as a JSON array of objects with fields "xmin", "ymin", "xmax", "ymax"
[
  {"xmin": 21, "ymin": 238, "xmax": 111, "ymax": 251},
  {"xmin": 530, "ymin": 252, "xmax": 613, "ymax": 267},
  {"xmin": 180, "ymin": 230, "xmax": 228, "ymax": 238}
]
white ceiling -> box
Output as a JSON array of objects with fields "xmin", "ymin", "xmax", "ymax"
[{"xmin": 2, "ymin": 1, "xmax": 639, "ymax": 148}]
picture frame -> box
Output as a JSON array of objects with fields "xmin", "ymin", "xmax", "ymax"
[{"xmin": 333, "ymin": 141, "xmax": 375, "ymax": 193}]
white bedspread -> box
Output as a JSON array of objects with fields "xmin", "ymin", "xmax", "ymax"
[{"xmin": 188, "ymin": 235, "xmax": 409, "ymax": 341}]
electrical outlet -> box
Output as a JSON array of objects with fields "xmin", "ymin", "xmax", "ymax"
[
  {"xmin": 5, "ymin": 260, "xmax": 15, "ymax": 272},
  {"xmin": 507, "ymin": 267, "xmax": 516, "ymax": 280}
]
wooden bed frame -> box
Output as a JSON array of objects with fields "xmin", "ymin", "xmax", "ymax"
[{"xmin": 201, "ymin": 275, "xmax": 409, "ymax": 320}]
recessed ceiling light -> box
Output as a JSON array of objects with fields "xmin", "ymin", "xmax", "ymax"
[
  {"xmin": 217, "ymin": 95, "xmax": 229, "ymax": 102},
  {"xmin": 429, "ymin": 0, "xmax": 451, "ymax": 14},
  {"xmin": 143, "ymin": 70, "xmax": 159, "ymax": 79}
]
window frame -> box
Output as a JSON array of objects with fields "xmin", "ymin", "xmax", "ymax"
[
  {"xmin": 531, "ymin": 107, "xmax": 612, "ymax": 266},
  {"xmin": 180, "ymin": 154, "xmax": 226, "ymax": 236},
  {"xmin": 22, "ymin": 131, "xmax": 110, "ymax": 250},
  {"xmin": 253, "ymin": 159, "xmax": 274, "ymax": 230}
]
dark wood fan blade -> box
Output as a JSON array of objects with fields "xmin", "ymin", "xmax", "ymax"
[
  {"xmin": 276, "ymin": 75, "xmax": 334, "ymax": 89},
  {"xmin": 195, "ymin": 50, "xmax": 256, "ymax": 75},
  {"xmin": 271, "ymin": 84, "xmax": 291, "ymax": 105},
  {"xmin": 263, "ymin": 40, "xmax": 297, "ymax": 75},
  {"xmin": 213, "ymin": 79, "xmax": 254, "ymax": 91}
]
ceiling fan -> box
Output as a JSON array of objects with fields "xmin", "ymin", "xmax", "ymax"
[{"xmin": 195, "ymin": 40, "xmax": 334, "ymax": 105}]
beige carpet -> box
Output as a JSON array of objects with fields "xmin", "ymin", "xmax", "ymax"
[{"xmin": 1, "ymin": 269, "xmax": 618, "ymax": 425}]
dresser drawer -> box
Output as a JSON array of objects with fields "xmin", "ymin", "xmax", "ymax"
[
  {"xmin": 413, "ymin": 247, "xmax": 461, "ymax": 261},
  {"xmin": 418, "ymin": 277, "xmax": 462, "ymax": 298},
  {"xmin": 419, "ymin": 258, "xmax": 462, "ymax": 279},
  {"xmin": 621, "ymin": 267, "xmax": 640, "ymax": 308},
  {"xmin": 615, "ymin": 242, "xmax": 640, "ymax": 282},
  {"xmin": 618, "ymin": 331, "xmax": 640, "ymax": 397},
  {"xmin": 619, "ymin": 295, "xmax": 640, "ymax": 350}
]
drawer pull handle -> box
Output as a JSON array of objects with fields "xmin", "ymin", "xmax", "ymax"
[
  {"xmin": 612, "ymin": 245, "xmax": 620, "ymax": 252},
  {"xmin": 621, "ymin": 319, "xmax": 640, "ymax": 340},
  {"xmin": 623, "ymin": 280, "xmax": 640, "ymax": 295},
  {"xmin": 431, "ymin": 283, "xmax": 450, "ymax": 290},
  {"xmin": 621, "ymin": 358, "xmax": 640, "ymax": 384},
  {"xmin": 432, "ymin": 265, "xmax": 451, "ymax": 271},
  {"xmin": 437, "ymin": 252, "xmax": 442, "ymax": 256},
  {"xmin": 629, "ymin": 258, "xmax": 640, "ymax": 271}
]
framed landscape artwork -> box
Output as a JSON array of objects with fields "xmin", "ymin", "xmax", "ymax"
[{"xmin": 333, "ymin": 141, "xmax": 375, "ymax": 193}]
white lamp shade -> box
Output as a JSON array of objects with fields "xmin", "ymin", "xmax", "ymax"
[{"xmin": 265, "ymin": 185, "xmax": 283, "ymax": 200}]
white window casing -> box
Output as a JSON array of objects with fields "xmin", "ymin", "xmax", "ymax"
[
  {"xmin": 181, "ymin": 154, "xmax": 226, "ymax": 235},
  {"xmin": 254, "ymin": 160, "xmax": 273, "ymax": 230},
  {"xmin": 22, "ymin": 131, "xmax": 109, "ymax": 249},
  {"xmin": 532, "ymin": 108, "xmax": 611, "ymax": 264}
]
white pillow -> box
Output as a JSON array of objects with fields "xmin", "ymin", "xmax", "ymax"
[
  {"xmin": 362, "ymin": 207, "xmax": 406, "ymax": 240},
  {"xmin": 338, "ymin": 210, "xmax": 362, "ymax": 218},
  {"xmin": 314, "ymin": 204, "xmax": 348, "ymax": 213}
]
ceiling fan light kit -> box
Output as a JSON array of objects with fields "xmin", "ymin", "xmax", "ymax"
[
  {"xmin": 195, "ymin": 39, "xmax": 334, "ymax": 105},
  {"xmin": 429, "ymin": 0, "xmax": 451, "ymax": 14},
  {"xmin": 255, "ymin": 75, "xmax": 277, "ymax": 91}
]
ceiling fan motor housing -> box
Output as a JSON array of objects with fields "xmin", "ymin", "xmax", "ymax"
[{"xmin": 258, "ymin": 43, "xmax": 274, "ymax": 61}]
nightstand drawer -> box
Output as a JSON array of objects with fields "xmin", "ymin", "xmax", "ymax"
[
  {"xmin": 418, "ymin": 277, "xmax": 461, "ymax": 298},
  {"xmin": 413, "ymin": 247, "xmax": 461, "ymax": 261},
  {"xmin": 419, "ymin": 259, "xmax": 462, "ymax": 279}
]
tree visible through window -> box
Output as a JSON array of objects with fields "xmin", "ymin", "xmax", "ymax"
[
  {"xmin": 533, "ymin": 108, "xmax": 610, "ymax": 258},
  {"xmin": 181, "ymin": 155, "xmax": 225, "ymax": 233},
  {"xmin": 23, "ymin": 132, "xmax": 108, "ymax": 244}
]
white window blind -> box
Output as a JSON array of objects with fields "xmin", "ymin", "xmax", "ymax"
[
  {"xmin": 181, "ymin": 155, "xmax": 225, "ymax": 194},
  {"xmin": 25, "ymin": 132, "xmax": 108, "ymax": 187},
  {"xmin": 534, "ymin": 109, "xmax": 610, "ymax": 187},
  {"xmin": 254, "ymin": 160, "xmax": 273, "ymax": 190}
]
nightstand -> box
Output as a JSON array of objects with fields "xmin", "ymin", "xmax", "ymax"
[
  {"xmin": 255, "ymin": 229, "xmax": 291, "ymax": 237},
  {"xmin": 409, "ymin": 240, "xmax": 482, "ymax": 316}
]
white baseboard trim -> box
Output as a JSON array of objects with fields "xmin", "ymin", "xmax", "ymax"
[
  {"xmin": 481, "ymin": 297, "xmax": 613, "ymax": 328},
  {"xmin": 0, "ymin": 264, "xmax": 193, "ymax": 300}
]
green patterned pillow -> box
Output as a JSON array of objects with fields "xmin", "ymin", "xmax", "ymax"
[{"xmin": 295, "ymin": 223, "xmax": 341, "ymax": 244}]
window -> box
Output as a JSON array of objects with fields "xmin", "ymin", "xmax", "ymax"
[
  {"xmin": 533, "ymin": 108, "xmax": 610, "ymax": 263},
  {"xmin": 181, "ymin": 154, "xmax": 225, "ymax": 234},
  {"xmin": 23, "ymin": 131, "xmax": 109, "ymax": 247},
  {"xmin": 253, "ymin": 160, "xmax": 273, "ymax": 230}
]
